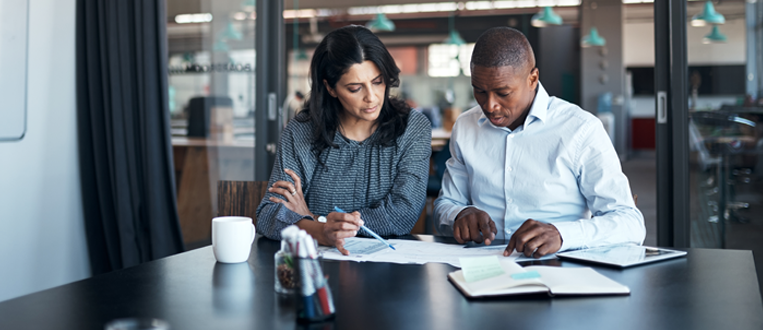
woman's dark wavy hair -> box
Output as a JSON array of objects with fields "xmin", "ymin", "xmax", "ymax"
[{"xmin": 296, "ymin": 25, "xmax": 410, "ymax": 158}]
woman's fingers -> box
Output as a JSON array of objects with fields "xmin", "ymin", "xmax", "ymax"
[
  {"xmin": 284, "ymin": 169, "xmax": 303, "ymax": 192},
  {"xmin": 272, "ymin": 180, "xmax": 297, "ymax": 196},
  {"xmin": 329, "ymin": 211, "xmax": 363, "ymax": 225},
  {"xmin": 336, "ymin": 239, "xmax": 349, "ymax": 255},
  {"xmin": 268, "ymin": 186, "xmax": 294, "ymax": 201}
]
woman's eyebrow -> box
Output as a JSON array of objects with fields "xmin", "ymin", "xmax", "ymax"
[{"xmin": 345, "ymin": 74, "xmax": 383, "ymax": 87}]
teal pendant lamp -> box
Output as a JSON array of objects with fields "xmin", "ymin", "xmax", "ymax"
[
  {"xmin": 581, "ymin": 27, "xmax": 606, "ymax": 48},
  {"xmin": 241, "ymin": 0, "xmax": 255, "ymax": 11},
  {"xmin": 444, "ymin": 14, "xmax": 465, "ymax": 46},
  {"xmin": 213, "ymin": 39, "xmax": 230, "ymax": 52},
  {"xmin": 531, "ymin": 7, "xmax": 563, "ymax": 28},
  {"xmin": 296, "ymin": 48, "xmax": 309, "ymax": 60},
  {"xmin": 444, "ymin": 30, "xmax": 465, "ymax": 46},
  {"xmin": 692, "ymin": 1, "xmax": 725, "ymax": 27},
  {"xmin": 221, "ymin": 21, "xmax": 243, "ymax": 40},
  {"xmin": 213, "ymin": 21, "xmax": 242, "ymax": 53},
  {"xmin": 292, "ymin": 0, "xmax": 308, "ymax": 61},
  {"xmin": 702, "ymin": 25, "xmax": 727, "ymax": 44},
  {"xmin": 366, "ymin": 13, "xmax": 395, "ymax": 32}
]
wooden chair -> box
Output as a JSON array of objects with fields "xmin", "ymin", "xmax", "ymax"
[{"xmin": 217, "ymin": 180, "xmax": 270, "ymax": 227}]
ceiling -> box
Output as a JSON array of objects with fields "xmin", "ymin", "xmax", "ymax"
[
  {"xmin": 165, "ymin": 0, "xmax": 750, "ymax": 54},
  {"xmin": 167, "ymin": 0, "xmax": 750, "ymax": 22}
]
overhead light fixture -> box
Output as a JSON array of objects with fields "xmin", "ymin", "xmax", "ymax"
[
  {"xmin": 581, "ymin": 2, "xmax": 605, "ymax": 48},
  {"xmin": 292, "ymin": 0, "xmax": 310, "ymax": 61},
  {"xmin": 220, "ymin": 21, "xmax": 243, "ymax": 41},
  {"xmin": 531, "ymin": 7, "xmax": 563, "ymax": 27},
  {"xmin": 702, "ymin": 25, "xmax": 727, "ymax": 44},
  {"xmin": 444, "ymin": 13, "xmax": 464, "ymax": 46},
  {"xmin": 691, "ymin": 1, "xmax": 725, "ymax": 27},
  {"xmin": 213, "ymin": 21, "xmax": 242, "ymax": 53},
  {"xmin": 233, "ymin": 12, "xmax": 248, "ymax": 21},
  {"xmin": 213, "ymin": 39, "xmax": 229, "ymax": 52},
  {"xmin": 581, "ymin": 27, "xmax": 606, "ymax": 47},
  {"xmin": 241, "ymin": 0, "xmax": 255, "ymax": 9},
  {"xmin": 444, "ymin": 30, "xmax": 465, "ymax": 46},
  {"xmin": 296, "ymin": 48, "xmax": 309, "ymax": 61},
  {"xmin": 366, "ymin": 13, "xmax": 396, "ymax": 32},
  {"xmin": 175, "ymin": 13, "xmax": 213, "ymax": 24}
]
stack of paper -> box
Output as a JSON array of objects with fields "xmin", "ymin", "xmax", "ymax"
[{"xmin": 317, "ymin": 237, "xmax": 555, "ymax": 268}]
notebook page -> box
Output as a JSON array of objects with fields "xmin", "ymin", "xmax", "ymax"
[{"xmin": 525, "ymin": 266, "xmax": 630, "ymax": 295}]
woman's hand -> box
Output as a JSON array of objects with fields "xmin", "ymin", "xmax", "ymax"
[
  {"xmin": 268, "ymin": 169, "xmax": 313, "ymax": 217},
  {"xmin": 322, "ymin": 211, "xmax": 363, "ymax": 255}
]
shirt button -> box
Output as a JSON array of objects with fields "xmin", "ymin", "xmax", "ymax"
[
  {"xmin": 508, "ymin": 198, "xmax": 513, "ymax": 203},
  {"xmin": 507, "ymin": 166, "xmax": 513, "ymax": 171},
  {"xmin": 509, "ymin": 134, "xmax": 515, "ymax": 138}
]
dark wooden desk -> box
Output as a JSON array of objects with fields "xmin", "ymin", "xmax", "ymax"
[{"xmin": 1, "ymin": 236, "xmax": 762, "ymax": 329}]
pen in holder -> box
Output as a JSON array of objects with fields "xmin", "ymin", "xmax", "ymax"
[
  {"xmin": 295, "ymin": 256, "xmax": 335, "ymax": 322},
  {"xmin": 278, "ymin": 225, "xmax": 336, "ymax": 322}
]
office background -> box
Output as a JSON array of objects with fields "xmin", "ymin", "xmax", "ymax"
[{"xmin": 1, "ymin": 0, "xmax": 762, "ymax": 303}]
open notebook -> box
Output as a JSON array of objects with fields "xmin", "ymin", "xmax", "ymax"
[{"xmin": 448, "ymin": 259, "xmax": 630, "ymax": 298}]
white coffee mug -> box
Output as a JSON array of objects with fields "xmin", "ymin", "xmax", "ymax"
[{"xmin": 212, "ymin": 216, "xmax": 255, "ymax": 263}]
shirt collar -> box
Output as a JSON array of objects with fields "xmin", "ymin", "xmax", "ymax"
[{"xmin": 477, "ymin": 82, "xmax": 550, "ymax": 131}]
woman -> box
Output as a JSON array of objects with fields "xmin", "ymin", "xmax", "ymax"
[{"xmin": 256, "ymin": 25, "xmax": 431, "ymax": 255}]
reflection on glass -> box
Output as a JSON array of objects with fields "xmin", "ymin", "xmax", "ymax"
[
  {"xmin": 686, "ymin": 1, "xmax": 762, "ymax": 253},
  {"xmin": 167, "ymin": 1, "xmax": 256, "ymax": 248}
]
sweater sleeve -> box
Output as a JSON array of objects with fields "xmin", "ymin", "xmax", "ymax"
[
  {"xmin": 255, "ymin": 120, "xmax": 315, "ymax": 240},
  {"xmin": 357, "ymin": 112, "xmax": 432, "ymax": 236}
]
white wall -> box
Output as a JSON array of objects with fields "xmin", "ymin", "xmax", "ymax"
[
  {"xmin": 624, "ymin": 19, "xmax": 747, "ymax": 67},
  {"xmin": 0, "ymin": 0, "xmax": 90, "ymax": 302}
]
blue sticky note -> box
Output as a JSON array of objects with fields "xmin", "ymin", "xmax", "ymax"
[{"xmin": 511, "ymin": 270, "xmax": 541, "ymax": 280}]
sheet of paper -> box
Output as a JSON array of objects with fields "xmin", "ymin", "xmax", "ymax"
[
  {"xmin": 466, "ymin": 244, "xmax": 558, "ymax": 262},
  {"xmin": 459, "ymin": 256, "xmax": 506, "ymax": 283},
  {"xmin": 318, "ymin": 237, "xmax": 515, "ymax": 267},
  {"xmin": 340, "ymin": 239, "xmax": 389, "ymax": 255}
]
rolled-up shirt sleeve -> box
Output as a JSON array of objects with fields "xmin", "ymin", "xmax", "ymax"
[{"xmin": 552, "ymin": 120, "xmax": 646, "ymax": 251}]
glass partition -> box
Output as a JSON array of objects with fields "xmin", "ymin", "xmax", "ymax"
[
  {"xmin": 167, "ymin": 0, "xmax": 256, "ymax": 249},
  {"xmin": 685, "ymin": 0, "xmax": 763, "ymax": 252}
]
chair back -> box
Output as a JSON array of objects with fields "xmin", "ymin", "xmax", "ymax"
[{"xmin": 217, "ymin": 180, "xmax": 269, "ymax": 226}]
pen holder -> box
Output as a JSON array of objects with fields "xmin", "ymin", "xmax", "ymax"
[
  {"xmin": 274, "ymin": 250, "xmax": 296, "ymax": 294},
  {"xmin": 295, "ymin": 257, "xmax": 335, "ymax": 323}
]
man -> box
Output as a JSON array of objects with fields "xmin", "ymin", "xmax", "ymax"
[{"xmin": 434, "ymin": 27, "xmax": 644, "ymax": 258}]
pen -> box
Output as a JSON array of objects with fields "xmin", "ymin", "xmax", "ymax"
[{"xmin": 333, "ymin": 206, "xmax": 396, "ymax": 250}]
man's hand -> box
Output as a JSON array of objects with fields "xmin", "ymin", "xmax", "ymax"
[
  {"xmin": 453, "ymin": 208, "xmax": 497, "ymax": 245},
  {"xmin": 505, "ymin": 219, "xmax": 562, "ymax": 258}
]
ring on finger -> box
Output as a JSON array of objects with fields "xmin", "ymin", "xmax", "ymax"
[{"xmin": 290, "ymin": 189, "xmax": 297, "ymax": 196}]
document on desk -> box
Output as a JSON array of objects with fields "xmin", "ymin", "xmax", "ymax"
[{"xmin": 317, "ymin": 238, "xmax": 554, "ymax": 268}]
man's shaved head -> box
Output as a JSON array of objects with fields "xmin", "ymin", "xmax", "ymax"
[{"xmin": 470, "ymin": 27, "xmax": 535, "ymax": 71}]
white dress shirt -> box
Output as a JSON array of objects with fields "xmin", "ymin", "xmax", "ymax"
[{"xmin": 434, "ymin": 83, "xmax": 645, "ymax": 251}]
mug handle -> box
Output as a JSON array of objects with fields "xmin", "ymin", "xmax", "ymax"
[{"xmin": 249, "ymin": 222, "xmax": 255, "ymax": 244}]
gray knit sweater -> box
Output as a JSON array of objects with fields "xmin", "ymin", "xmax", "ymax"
[{"xmin": 256, "ymin": 110, "xmax": 432, "ymax": 240}]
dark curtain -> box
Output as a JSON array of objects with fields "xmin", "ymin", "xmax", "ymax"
[{"xmin": 76, "ymin": 0, "xmax": 185, "ymax": 275}]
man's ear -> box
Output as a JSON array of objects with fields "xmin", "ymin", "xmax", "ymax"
[
  {"xmin": 528, "ymin": 67, "xmax": 539, "ymax": 89},
  {"xmin": 323, "ymin": 79, "xmax": 337, "ymax": 98}
]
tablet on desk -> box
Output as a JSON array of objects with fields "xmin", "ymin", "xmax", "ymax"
[{"xmin": 557, "ymin": 245, "xmax": 687, "ymax": 268}]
